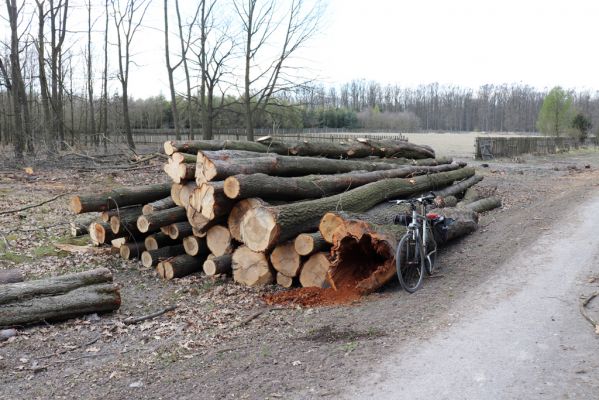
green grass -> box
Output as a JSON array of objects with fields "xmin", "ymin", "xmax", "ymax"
[{"xmin": 0, "ymin": 251, "xmax": 32, "ymax": 264}]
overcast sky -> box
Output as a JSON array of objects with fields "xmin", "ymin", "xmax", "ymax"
[{"xmin": 69, "ymin": 0, "xmax": 599, "ymax": 99}]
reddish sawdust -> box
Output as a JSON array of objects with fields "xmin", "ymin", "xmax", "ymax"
[{"xmin": 264, "ymin": 235, "xmax": 387, "ymax": 307}]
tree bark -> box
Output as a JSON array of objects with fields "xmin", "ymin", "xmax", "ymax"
[
  {"xmin": 270, "ymin": 242, "xmax": 301, "ymax": 277},
  {"xmin": 0, "ymin": 269, "xmax": 23, "ymax": 284},
  {"xmin": 119, "ymin": 242, "xmax": 146, "ymax": 260},
  {"xmin": 70, "ymin": 183, "xmax": 171, "ymax": 214},
  {"xmin": 203, "ymin": 254, "xmax": 232, "ymax": 276},
  {"xmin": 299, "ymin": 252, "xmax": 331, "ymax": 288},
  {"xmin": 433, "ymin": 175, "xmax": 483, "ymax": 198},
  {"xmin": 232, "ymin": 246, "xmax": 273, "ymax": 287},
  {"xmin": 137, "ymin": 207, "xmax": 187, "ymax": 233},
  {"xmin": 240, "ymin": 167, "xmax": 475, "ymax": 251},
  {"xmin": 223, "ymin": 163, "xmax": 462, "ymax": 201},
  {"xmin": 206, "ymin": 225, "xmax": 233, "ymax": 256},
  {"xmin": 145, "ymin": 232, "xmax": 179, "ymax": 251},
  {"xmin": 164, "ymin": 139, "xmax": 271, "ymax": 155},
  {"xmin": 0, "ymin": 268, "xmax": 120, "ymax": 327},
  {"xmin": 162, "ymin": 254, "xmax": 206, "ymax": 280},
  {"xmin": 182, "ymin": 235, "xmax": 209, "ymax": 256},
  {"xmin": 167, "ymin": 221, "xmax": 193, "ymax": 240},
  {"xmin": 101, "ymin": 206, "xmax": 143, "ymax": 223},
  {"xmin": 294, "ymin": 232, "xmax": 329, "ymax": 256},
  {"xmin": 142, "ymin": 197, "xmax": 177, "ymax": 215},
  {"xmin": 89, "ymin": 221, "xmax": 120, "ymax": 245},
  {"xmin": 197, "ymin": 154, "xmax": 408, "ymax": 185},
  {"xmin": 141, "ymin": 244, "xmax": 185, "ymax": 268}
]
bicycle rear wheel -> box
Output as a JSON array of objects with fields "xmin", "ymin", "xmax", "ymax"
[{"xmin": 396, "ymin": 233, "xmax": 425, "ymax": 293}]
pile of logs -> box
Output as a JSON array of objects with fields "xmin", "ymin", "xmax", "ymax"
[{"xmin": 68, "ymin": 137, "xmax": 500, "ymax": 301}]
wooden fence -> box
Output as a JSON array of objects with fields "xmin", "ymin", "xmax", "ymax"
[{"xmin": 475, "ymin": 136, "xmax": 597, "ymax": 159}]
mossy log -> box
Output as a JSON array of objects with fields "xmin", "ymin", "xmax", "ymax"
[
  {"xmin": 240, "ymin": 167, "xmax": 475, "ymax": 251},
  {"xmin": 223, "ymin": 163, "xmax": 462, "ymax": 201},
  {"xmin": 70, "ymin": 183, "xmax": 171, "ymax": 214},
  {"xmin": 0, "ymin": 268, "xmax": 120, "ymax": 327}
]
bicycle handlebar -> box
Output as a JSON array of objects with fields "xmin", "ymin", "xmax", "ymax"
[{"xmin": 389, "ymin": 192, "xmax": 436, "ymax": 205}]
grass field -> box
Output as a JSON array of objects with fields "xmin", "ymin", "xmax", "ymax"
[{"xmin": 403, "ymin": 132, "xmax": 525, "ymax": 159}]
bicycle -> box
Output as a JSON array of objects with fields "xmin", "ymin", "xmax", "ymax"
[{"xmin": 391, "ymin": 193, "xmax": 440, "ymax": 293}]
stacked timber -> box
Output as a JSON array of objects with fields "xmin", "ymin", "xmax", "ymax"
[{"xmin": 68, "ymin": 137, "xmax": 501, "ymax": 300}]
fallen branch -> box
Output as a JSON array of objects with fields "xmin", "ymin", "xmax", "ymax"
[
  {"xmin": 123, "ymin": 305, "xmax": 177, "ymax": 325},
  {"xmin": 0, "ymin": 193, "xmax": 69, "ymax": 215},
  {"xmin": 580, "ymin": 291, "xmax": 599, "ymax": 333}
]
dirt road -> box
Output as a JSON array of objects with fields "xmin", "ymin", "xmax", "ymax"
[{"xmin": 347, "ymin": 194, "xmax": 599, "ymax": 399}]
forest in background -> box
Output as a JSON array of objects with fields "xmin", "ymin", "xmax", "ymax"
[{"xmin": 2, "ymin": 0, "xmax": 599, "ymax": 160}]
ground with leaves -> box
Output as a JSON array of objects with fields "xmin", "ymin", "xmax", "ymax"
[{"xmin": 1, "ymin": 147, "xmax": 599, "ymax": 399}]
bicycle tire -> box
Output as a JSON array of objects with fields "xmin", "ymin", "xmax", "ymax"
[
  {"xmin": 424, "ymin": 226, "xmax": 437, "ymax": 275},
  {"xmin": 396, "ymin": 233, "xmax": 425, "ymax": 293}
]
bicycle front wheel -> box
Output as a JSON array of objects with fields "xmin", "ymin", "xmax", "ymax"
[{"xmin": 396, "ymin": 233, "xmax": 425, "ymax": 293}]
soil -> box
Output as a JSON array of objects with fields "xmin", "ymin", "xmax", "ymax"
[{"xmin": 1, "ymin": 146, "xmax": 599, "ymax": 399}]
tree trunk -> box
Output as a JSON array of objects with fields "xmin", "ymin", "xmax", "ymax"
[
  {"xmin": 460, "ymin": 196, "xmax": 502, "ymax": 213},
  {"xmin": 136, "ymin": 207, "xmax": 187, "ymax": 233},
  {"xmin": 232, "ymin": 246, "xmax": 273, "ymax": 287},
  {"xmin": 203, "ymin": 254, "xmax": 232, "ymax": 276},
  {"xmin": 0, "ymin": 268, "xmax": 120, "ymax": 327},
  {"xmin": 182, "ymin": 235, "xmax": 209, "ymax": 256},
  {"xmin": 294, "ymin": 232, "xmax": 329, "ymax": 256},
  {"xmin": 299, "ymin": 252, "xmax": 331, "ymax": 288},
  {"xmin": 197, "ymin": 154, "xmax": 410, "ymax": 185},
  {"xmin": 270, "ymin": 242, "xmax": 301, "ymax": 277},
  {"xmin": 141, "ymin": 244, "xmax": 185, "ymax": 268},
  {"xmin": 223, "ymin": 163, "xmax": 462, "ymax": 201},
  {"xmin": 145, "ymin": 232, "xmax": 179, "ymax": 251},
  {"xmin": 0, "ymin": 269, "xmax": 23, "ymax": 284},
  {"xmin": 142, "ymin": 197, "xmax": 177, "ymax": 215},
  {"xmin": 101, "ymin": 206, "xmax": 143, "ymax": 223},
  {"xmin": 206, "ymin": 225, "xmax": 233, "ymax": 256},
  {"xmin": 192, "ymin": 182, "xmax": 235, "ymax": 220},
  {"xmin": 240, "ymin": 167, "xmax": 475, "ymax": 251},
  {"xmin": 119, "ymin": 242, "xmax": 146, "ymax": 260},
  {"xmin": 433, "ymin": 175, "xmax": 483, "ymax": 198},
  {"xmin": 162, "ymin": 254, "xmax": 206, "ymax": 280},
  {"xmin": 164, "ymin": 139, "xmax": 270, "ymax": 155},
  {"xmin": 70, "ymin": 183, "xmax": 171, "ymax": 214},
  {"xmin": 89, "ymin": 221, "xmax": 121, "ymax": 245}
]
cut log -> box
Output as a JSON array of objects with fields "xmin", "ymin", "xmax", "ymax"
[
  {"xmin": 142, "ymin": 197, "xmax": 177, "ymax": 215},
  {"xmin": 156, "ymin": 262, "xmax": 165, "ymax": 279},
  {"xmin": 227, "ymin": 198, "xmax": 269, "ymax": 242},
  {"xmin": 89, "ymin": 221, "xmax": 120, "ymax": 245},
  {"xmin": 137, "ymin": 207, "xmax": 187, "ymax": 233},
  {"xmin": 240, "ymin": 167, "xmax": 475, "ymax": 251},
  {"xmin": 164, "ymin": 139, "xmax": 271, "ymax": 155},
  {"xmin": 196, "ymin": 153, "xmax": 407, "ymax": 185},
  {"xmin": 0, "ymin": 269, "xmax": 23, "ymax": 284},
  {"xmin": 162, "ymin": 254, "xmax": 206, "ymax": 280},
  {"xmin": 223, "ymin": 163, "xmax": 463, "ymax": 201},
  {"xmin": 171, "ymin": 152, "xmax": 197, "ymax": 163},
  {"xmin": 141, "ymin": 245, "xmax": 186, "ymax": 268},
  {"xmin": 119, "ymin": 242, "xmax": 146, "ymax": 260},
  {"xmin": 70, "ymin": 183, "xmax": 171, "ymax": 214},
  {"xmin": 70, "ymin": 221, "xmax": 89, "ymax": 237},
  {"xmin": 101, "ymin": 206, "xmax": 143, "ymax": 223},
  {"xmin": 164, "ymin": 158, "xmax": 195, "ymax": 183},
  {"xmin": 461, "ymin": 196, "xmax": 502, "ymax": 213},
  {"xmin": 110, "ymin": 207, "xmax": 143, "ymax": 234},
  {"xmin": 270, "ymin": 242, "xmax": 302, "ymax": 277},
  {"xmin": 231, "ymin": 246, "xmax": 273, "ymax": 286},
  {"xmin": 372, "ymin": 156, "xmax": 454, "ymax": 166},
  {"xmin": 144, "ymin": 232, "xmax": 179, "ymax": 251},
  {"xmin": 182, "ymin": 235, "xmax": 209, "ymax": 256},
  {"xmin": 178, "ymin": 182, "xmax": 197, "ymax": 208},
  {"xmin": 433, "ymin": 175, "xmax": 483, "ymax": 198},
  {"xmin": 460, "ymin": 187, "xmax": 481, "ymax": 204},
  {"xmin": 167, "ymin": 222, "xmax": 193, "ymax": 240},
  {"xmin": 294, "ymin": 232, "xmax": 329, "ymax": 256},
  {"xmin": 199, "ymin": 182, "xmax": 235, "ymax": 220},
  {"xmin": 299, "ymin": 252, "xmax": 331, "ymax": 288},
  {"xmin": 203, "ymin": 254, "xmax": 233, "ymax": 276},
  {"xmin": 0, "ymin": 268, "xmax": 120, "ymax": 327},
  {"xmin": 206, "ymin": 225, "xmax": 233, "ymax": 256},
  {"xmin": 276, "ymin": 272, "xmax": 294, "ymax": 288}
]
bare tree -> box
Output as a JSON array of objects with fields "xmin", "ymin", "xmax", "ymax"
[
  {"xmin": 111, "ymin": 0, "xmax": 151, "ymax": 150},
  {"xmin": 34, "ymin": 0, "xmax": 53, "ymax": 151},
  {"xmin": 234, "ymin": 0, "xmax": 322, "ymax": 140},
  {"xmin": 102, "ymin": 0, "xmax": 109, "ymax": 150},
  {"xmin": 86, "ymin": 0, "xmax": 97, "ymax": 147},
  {"xmin": 48, "ymin": 0, "xmax": 69, "ymax": 149},
  {"xmin": 164, "ymin": 0, "xmax": 181, "ymax": 140}
]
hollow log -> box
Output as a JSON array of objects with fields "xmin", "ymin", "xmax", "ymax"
[
  {"xmin": 142, "ymin": 197, "xmax": 177, "ymax": 215},
  {"xmin": 196, "ymin": 153, "xmax": 413, "ymax": 186},
  {"xmin": 167, "ymin": 222, "xmax": 193, "ymax": 240},
  {"xmin": 227, "ymin": 198, "xmax": 269, "ymax": 242},
  {"xmin": 223, "ymin": 163, "xmax": 462, "ymax": 201},
  {"xmin": 232, "ymin": 246, "xmax": 273, "ymax": 286},
  {"xmin": 299, "ymin": 252, "xmax": 331, "ymax": 288},
  {"xmin": 206, "ymin": 225, "xmax": 233, "ymax": 256},
  {"xmin": 162, "ymin": 254, "xmax": 206, "ymax": 280},
  {"xmin": 276, "ymin": 272, "xmax": 294, "ymax": 288},
  {"xmin": 0, "ymin": 269, "xmax": 23, "ymax": 284},
  {"xmin": 119, "ymin": 242, "xmax": 146, "ymax": 260},
  {"xmin": 70, "ymin": 183, "xmax": 171, "ymax": 214},
  {"xmin": 182, "ymin": 235, "xmax": 209, "ymax": 256},
  {"xmin": 137, "ymin": 207, "xmax": 187, "ymax": 233},
  {"xmin": 294, "ymin": 232, "xmax": 329, "ymax": 256},
  {"xmin": 240, "ymin": 167, "xmax": 475, "ymax": 251},
  {"xmin": 203, "ymin": 254, "xmax": 233, "ymax": 276},
  {"xmin": 141, "ymin": 245, "xmax": 186, "ymax": 268},
  {"xmin": 270, "ymin": 242, "xmax": 302, "ymax": 277},
  {"xmin": 145, "ymin": 232, "xmax": 179, "ymax": 251},
  {"xmin": 0, "ymin": 268, "xmax": 120, "ymax": 327}
]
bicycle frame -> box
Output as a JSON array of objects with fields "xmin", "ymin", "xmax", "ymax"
[{"xmin": 407, "ymin": 202, "xmax": 429, "ymax": 258}]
